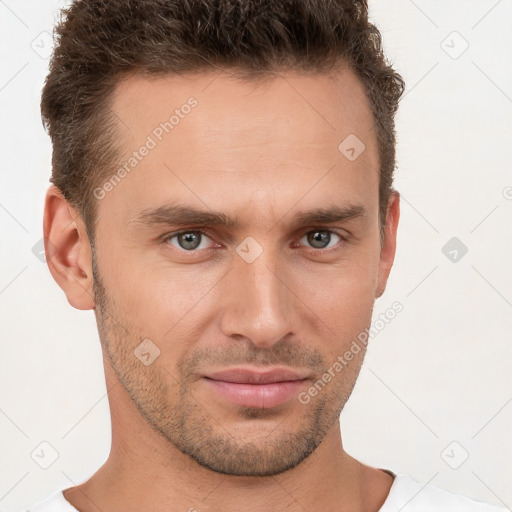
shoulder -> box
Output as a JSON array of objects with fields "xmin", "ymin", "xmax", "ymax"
[
  {"xmin": 379, "ymin": 473, "xmax": 509, "ymax": 512},
  {"xmin": 25, "ymin": 490, "xmax": 79, "ymax": 512}
]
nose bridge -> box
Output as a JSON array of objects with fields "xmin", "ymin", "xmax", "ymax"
[{"xmin": 220, "ymin": 241, "xmax": 294, "ymax": 347}]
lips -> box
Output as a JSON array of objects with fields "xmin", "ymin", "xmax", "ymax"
[
  {"xmin": 204, "ymin": 367, "xmax": 309, "ymax": 384},
  {"xmin": 202, "ymin": 367, "xmax": 310, "ymax": 408}
]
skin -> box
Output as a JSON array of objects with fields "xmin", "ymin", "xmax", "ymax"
[{"xmin": 44, "ymin": 66, "xmax": 400, "ymax": 511}]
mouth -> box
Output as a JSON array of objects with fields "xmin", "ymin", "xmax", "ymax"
[{"xmin": 201, "ymin": 367, "xmax": 310, "ymax": 409}]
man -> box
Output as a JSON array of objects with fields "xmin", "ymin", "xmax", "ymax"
[{"xmin": 28, "ymin": 0, "xmax": 507, "ymax": 510}]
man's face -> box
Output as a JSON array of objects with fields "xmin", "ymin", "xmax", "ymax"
[{"xmin": 91, "ymin": 68, "xmax": 395, "ymax": 476}]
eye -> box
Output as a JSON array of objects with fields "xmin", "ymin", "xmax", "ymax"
[
  {"xmin": 298, "ymin": 229, "xmax": 343, "ymax": 250},
  {"xmin": 164, "ymin": 230, "xmax": 215, "ymax": 251},
  {"xmin": 161, "ymin": 228, "xmax": 346, "ymax": 255}
]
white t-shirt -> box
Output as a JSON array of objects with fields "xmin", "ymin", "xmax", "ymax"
[{"xmin": 26, "ymin": 471, "xmax": 509, "ymax": 511}]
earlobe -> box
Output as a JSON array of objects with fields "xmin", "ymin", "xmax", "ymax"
[
  {"xmin": 375, "ymin": 189, "xmax": 400, "ymax": 299},
  {"xmin": 43, "ymin": 185, "xmax": 95, "ymax": 310}
]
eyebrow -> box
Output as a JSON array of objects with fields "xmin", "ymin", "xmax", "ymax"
[{"xmin": 130, "ymin": 202, "xmax": 367, "ymax": 230}]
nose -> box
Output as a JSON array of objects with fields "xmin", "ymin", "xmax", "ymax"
[{"xmin": 219, "ymin": 246, "xmax": 295, "ymax": 349}]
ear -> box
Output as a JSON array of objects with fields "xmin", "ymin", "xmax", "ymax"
[
  {"xmin": 43, "ymin": 185, "xmax": 95, "ymax": 310},
  {"xmin": 375, "ymin": 189, "xmax": 400, "ymax": 299}
]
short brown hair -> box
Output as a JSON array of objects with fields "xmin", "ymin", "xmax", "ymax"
[{"xmin": 41, "ymin": 0, "xmax": 405, "ymax": 244}]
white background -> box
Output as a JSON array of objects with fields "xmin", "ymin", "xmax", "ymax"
[{"xmin": 1, "ymin": 0, "xmax": 511, "ymax": 510}]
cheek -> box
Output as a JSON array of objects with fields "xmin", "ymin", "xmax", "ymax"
[
  {"xmin": 306, "ymin": 284, "xmax": 374, "ymax": 353},
  {"xmin": 296, "ymin": 252, "xmax": 378, "ymax": 311},
  {"xmin": 105, "ymin": 258, "xmax": 223, "ymax": 345},
  {"xmin": 292, "ymin": 257, "xmax": 378, "ymax": 351}
]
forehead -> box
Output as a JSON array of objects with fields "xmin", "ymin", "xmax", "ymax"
[
  {"xmin": 111, "ymin": 67, "xmax": 376, "ymax": 149},
  {"xmin": 100, "ymin": 68, "xmax": 379, "ymax": 232}
]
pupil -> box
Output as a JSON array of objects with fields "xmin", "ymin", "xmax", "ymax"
[
  {"xmin": 179, "ymin": 232, "xmax": 200, "ymax": 250},
  {"xmin": 309, "ymin": 230, "xmax": 330, "ymax": 249}
]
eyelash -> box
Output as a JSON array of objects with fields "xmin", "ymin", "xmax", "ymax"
[{"xmin": 161, "ymin": 228, "xmax": 348, "ymax": 255}]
